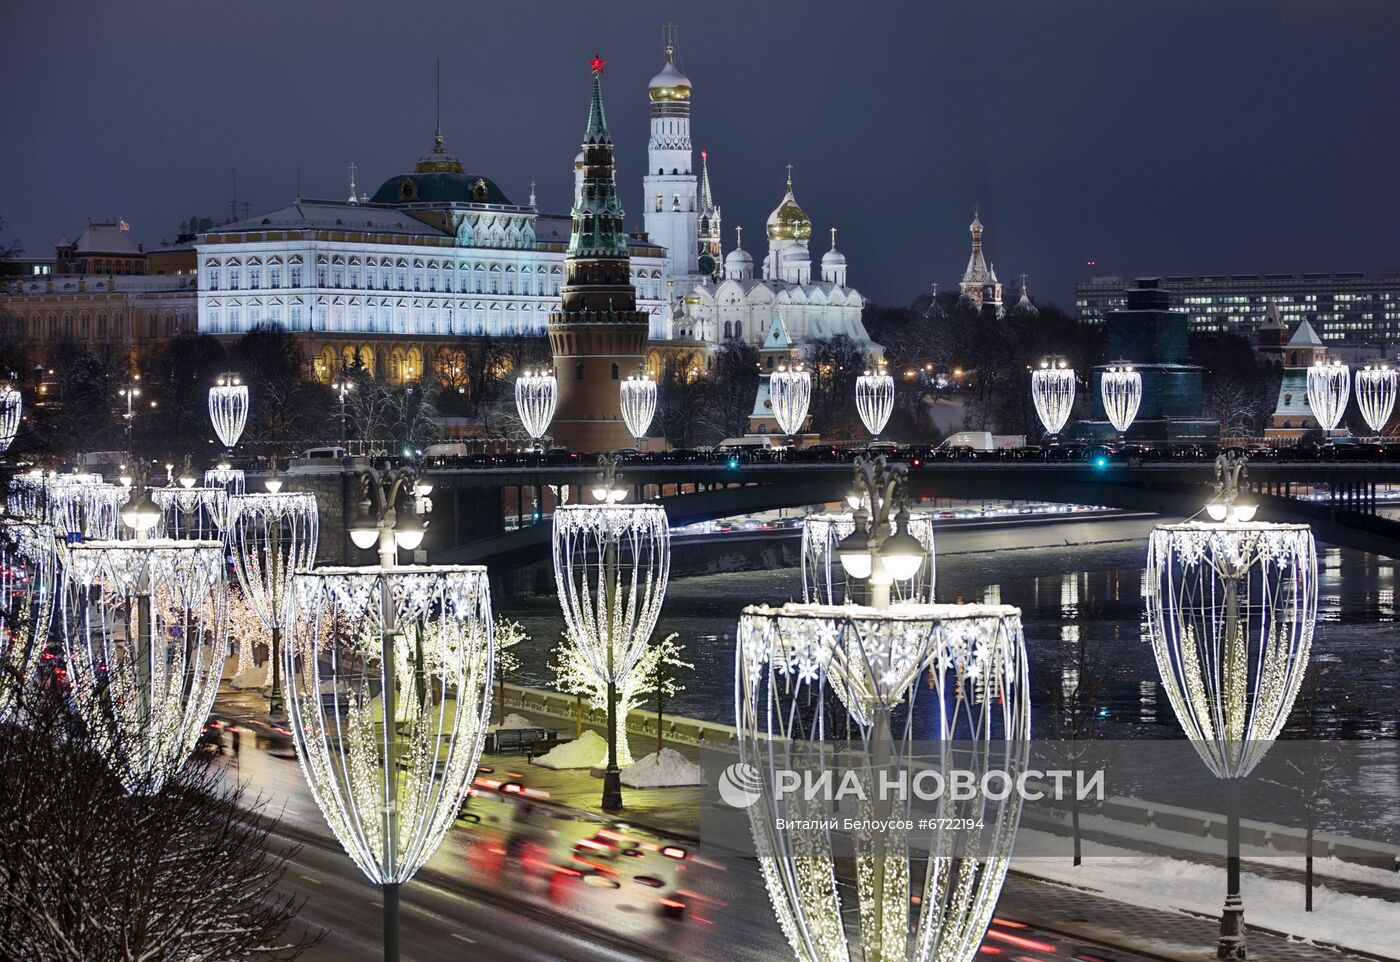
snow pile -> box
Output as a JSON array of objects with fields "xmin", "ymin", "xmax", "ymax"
[
  {"xmin": 533, "ymin": 730, "xmax": 607, "ymax": 770},
  {"xmin": 230, "ymin": 666, "xmax": 269, "ymax": 690},
  {"xmin": 489, "ymin": 713, "xmax": 536, "ymax": 732},
  {"xmin": 620, "ymin": 749, "xmax": 706, "ymax": 788},
  {"xmin": 1014, "ymin": 828, "xmax": 1400, "ymax": 958}
]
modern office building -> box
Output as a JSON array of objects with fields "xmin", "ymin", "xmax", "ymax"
[{"xmin": 1075, "ymin": 271, "xmax": 1400, "ymax": 343}]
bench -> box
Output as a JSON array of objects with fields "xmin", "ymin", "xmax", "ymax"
[{"xmin": 486, "ymin": 727, "xmax": 552, "ymax": 755}]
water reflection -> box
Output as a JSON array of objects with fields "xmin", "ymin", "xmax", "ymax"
[{"xmin": 500, "ymin": 536, "xmax": 1400, "ymax": 740}]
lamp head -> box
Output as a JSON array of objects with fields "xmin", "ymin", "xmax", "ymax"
[
  {"xmin": 836, "ymin": 526, "xmax": 873, "ymax": 581},
  {"xmin": 394, "ymin": 510, "xmax": 426, "ymax": 551},
  {"xmin": 879, "ymin": 510, "xmax": 925, "ymax": 582},
  {"xmin": 264, "ymin": 458, "xmax": 283, "ymax": 494},
  {"xmin": 120, "ymin": 481, "xmax": 161, "ymax": 534},
  {"xmin": 348, "ymin": 497, "xmax": 379, "ymax": 549}
]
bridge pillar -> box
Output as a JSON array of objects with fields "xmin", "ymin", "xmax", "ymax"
[{"xmin": 450, "ymin": 485, "xmax": 505, "ymax": 546}]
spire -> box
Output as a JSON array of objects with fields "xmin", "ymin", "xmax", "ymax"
[
  {"xmin": 347, "ymin": 162, "xmax": 358, "ymax": 205},
  {"xmin": 584, "ymin": 56, "xmax": 611, "ymax": 146},
  {"xmin": 529, "ymin": 180, "xmax": 537, "ymax": 207},
  {"xmin": 415, "ymin": 61, "xmax": 464, "ymax": 174},
  {"xmin": 830, "ymin": 226, "xmax": 838, "ymax": 250},
  {"xmin": 434, "ymin": 59, "xmax": 442, "ymax": 148},
  {"xmin": 699, "ymin": 150, "xmax": 715, "ymax": 213},
  {"xmin": 736, "ymin": 225, "xmax": 744, "ymax": 250}
]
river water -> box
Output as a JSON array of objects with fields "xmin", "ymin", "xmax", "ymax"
[{"xmin": 498, "ymin": 518, "xmax": 1400, "ymax": 741}]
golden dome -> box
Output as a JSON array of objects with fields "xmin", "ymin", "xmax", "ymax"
[
  {"xmin": 648, "ymin": 47, "xmax": 692, "ymax": 102},
  {"xmin": 766, "ymin": 168, "xmax": 812, "ymax": 242}
]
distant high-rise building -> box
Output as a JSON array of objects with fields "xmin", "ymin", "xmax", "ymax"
[
  {"xmin": 1076, "ymin": 271, "xmax": 1400, "ymax": 344},
  {"xmin": 547, "ymin": 58, "xmax": 651, "ymax": 452}
]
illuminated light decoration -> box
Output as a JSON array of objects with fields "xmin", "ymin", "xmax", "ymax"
[
  {"xmin": 204, "ymin": 464, "xmax": 247, "ymax": 495},
  {"xmin": 802, "ymin": 512, "xmax": 935, "ymax": 606},
  {"xmin": 1145, "ymin": 521, "xmax": 1316, "ymax": 778},
  {"xmin": 737, "ymin": 602, "xmax": 1030, "ymax": 962},
  {"xmin": 208, "ymin": 373, "xmax": 250, "ymax": 450},
  {"xmin": 1145, "ymin": 497, "xmax": 1316, "ymax": 960},
  {"xmin": 770, "ymin": 365, "xmax": 812, "ymax": 438},
  {"xmin": 59, "ymin": 540, "xmax": 228, "ymax": 793},
  {"xmin": 286, "ymin": 564, "xmax": 493, "ymax": 953},
  {"xmin": 48, "ymin": 481, "xmax": 129, "ymax": 560},
  {"xmin": 514, "ymin": 368, "xmax": 558, "ymax": 444},
  {"xmin": 0, "ymin": 384, "xmax": 21, "ymax": 454},
  {"xmin": 228, "ymin": 583, "xmax": 264, "ymax": 679},
  {"xmin": 152, "ymin": 486, "xmax": 230, "ymax": 540},
  {"xmin": 552, "ymin": 458, "xmax": 669, "ymax": 809},
  {"xmin": 0, "ymin": 519, "xmax": 56, "ymax": 717},
  {"xmin": 1355, "ymin": 364, "xmax": 1397, "ymax": 435},
  {"xmin": 1031, "ymin": 358, "xmax": 1075, "ymax": 437},
  {"xmin": 854, "ymin": 370, "xmax": 895, "ymax": 437},
  {"xmin": 589, "ymin": 54, "xmax": 607, "ymax": 74},
  {"xmin": 1305, "ymin": 359, "xmax": 1349, "ymax": 434},
  {"xmin": 228, "ymin": 492, "xmax": 320, "ymax": 715},
  {"xmin": 1100, "ymin": 363, "xmax": 1142, "ymax": 434},
  {"xmin": 619, "ymin": 374, "xmax": 658, "ymax": 444}
]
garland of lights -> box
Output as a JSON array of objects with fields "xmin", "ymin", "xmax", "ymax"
[
  {"xmin": 770, "ymin": 366, "xmax": 812, "ymax": 439},
  {"xmin": 515, "ymin": 368, "xmax": 558, "ymax": 443},
  {"xmin": 228, "ymin": 492, "xmax": 319, "ymax": 708},
  {"xmin": 49, "ymin": 481, "xmax": 129, "ymax": 561},
  {"xmin": 1305, "ymin": 360, "xmax": 1349, "ymax": 434},
  {"xmin": 736, "ymin": 602, "xmax": 1030, "ymax": 962},
  {"xmin": 854, "ymin": 371, "xmax": 895, "ymax": 437},
  {"xmin": 1101, "ymin": 363, "xmax": 1142, "ymax": 433},
  {"xmin": 802, "ymin": 512, "xmax": 935, "ymax": 606},
  {"xmin": 1144, "ymin": 521, "xmax": 1316, "ymax": 779},
  {"xmin": 1355, "ymin": 364, "xmax": 1397, "ymax": 435},
  {"xmin": 0, "ymin": 385, "xmax": 20, "ymax": 454},
  {"xmin": 59, "ymin": 540, "xmax": 228, "ymax": 793},
  {"xmin": 0, "ymin": 519, "xmax": 55, "ymax": 717},
  {"xmin": 204, "ymin": 465, "xmax": 247, "ymax": 495},
  {"xmin": 208, "ymin": 374, "xmax": 249, "ymax": 450},
  {"xmin": 285, "ymin": 565, "xmax": 494, "ymax": 885},
  {"xmin": 153, "ymin": 486, "xmax": 230, "ymax": 540},
  {"xmin": 1031, "ymin": 359, "xmax": 1075, "ymax": 437},
  {"xmin": 619, "ymin": 374, "xmax": 658, "ymax": 443}
]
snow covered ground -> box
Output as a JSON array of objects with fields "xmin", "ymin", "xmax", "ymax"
[
  {"xmin": 489, "ymin": 713, "xmax": 536, "ymax": 732},
  {"xmin": 533, "ymin": 730, "xmax": 607, "ymax": 770},
  {"xmin": 620, "ymin": 749, "xmax": 706, "ymax": 788},
  {"xmin": 1013, "ymin": 828, "xmax": 1400, "ymax": 958}
]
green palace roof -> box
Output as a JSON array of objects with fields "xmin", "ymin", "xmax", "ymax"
[{"xmin": 370, "ymin": 171, "xmax": 513, "ymax": 207}]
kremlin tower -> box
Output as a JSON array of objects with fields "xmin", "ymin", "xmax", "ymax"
[
  {"xmin": 644, "ymin": 30, "xmax": 700, "ymax": 283},
  {"xmin": 547, "ymin": 56, "xmax": 650, "ymax": 452}
]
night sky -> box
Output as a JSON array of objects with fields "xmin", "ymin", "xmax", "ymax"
[{"xmin": 4, "ymin": 0, "xmax": 1399, "ymax": 308}]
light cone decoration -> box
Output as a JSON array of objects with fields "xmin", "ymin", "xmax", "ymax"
[
  {"xmin": 60, "ymin": 539, "xmax": 228, "ymax": 793},
  {"xmin": 770, "ymin": 365, "xmax": 812, "ymax": 438},
  {"xmin": 229, "ymin": 492, "xmax": 319, "ymax": 706},
  {"xmin": 0, "ymin": 384, "xmax": 21, "ymax": 454},
  {"xmin": 619, "ymin": 373, "xmax": 657, "ymax": 444},
  {"xmin": 737, "ymin": 602, "xmax": 1031, "ymax": 962},
  {"xmin": 552, "ymin": 457, "xmax": 669, "ymax": 805},
  {"xmin": 1031, "ymin": 358, "xmax": 1075, "ymax": 437},
  {"xmin": 1306, "ymin": 359, "xmax": 1349, "ymax": 434},
  {"xmin": 1355, "ymin": 364, "xmax": 1397, "ymax": 435},
  {"xmin": 285, "ymin": 565, "xmax": 493, "ymax": 938},
  {"xmin": 49, "ymin": 480, "xmax": 129, "ymax": 560},
  {"xmin": 1101, "ymin": 363, "xmax": 1142, "ymax": 433},
  {"xmin": 802, "ymin": 512, "xmax": 935, "ymax": 606},
  {"xmin": 209, "ymin": 373, "xmax": 249, "ymax": 450},
  {"xmin": 855, "ymin": 369, "xmax": 895, "ymax": 437},
  {"xmin": 153, "ymin": 486, "xmax": 230, "ymax": 540},
  {"xmin": 515, "ymin": 368, "xmax": 558, "ymax": 444},
  {"xmin": 1145, "ymin": 520, "xmax": 1316, "ymax": 778},
  {"xmin": 0, "ymin": 519, "xmax": 56, "ymax": 716}
]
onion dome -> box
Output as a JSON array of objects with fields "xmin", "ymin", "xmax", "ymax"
[
  {"xmin": 415, "ymin": 129, "xmax": 464, "ymax": 174},
  {"xmin": 766, "ymin": 166, "xmax": 812, "ymax": 242},
  {"xmin": 648, "ymin": 45, "xmax": 692, "ymax": 102}
]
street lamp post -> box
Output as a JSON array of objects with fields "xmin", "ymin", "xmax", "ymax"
[
  {"xmin": 1145, "ymin": 453, "xmax": 1317, "ymax": 960},
  {"xmin": 1031, "ymin": 356, "xmax": 1075, "ymax": 440},
  {"xmin": 331, "ymin": 368, "xmax": 355, "ymax": 449},
  {"xmin": 833, "ymin": 456, "xmax": 926, "ymax": 610},
  {"xmin": 552, "ymin": 455, "xmax": 669, "ymax": 811},
  {"xmin": 854, "ymin": 367, "xmax": 895, "ymax": 439},
  {"xmin": 118, "ymin": 377, "xmax": 141, "ymax": 454},
  {"xmin": 1101, "ymin": 362, "xmax": 1142, "ymax": 435},
  {"xmin": 347, "ymin": 465, "xmax": 431, "ymax": 568},
  {"xmin": 802, "ymin": 508, "xmax": 934, "ymax": 606},
  {"xmin": 1305, "ymin": 358, "xmax": 1349, "ymax": 440},
  {"xmin": 58, "ymin": 469, "xmax": 228, "ymax": 793}
]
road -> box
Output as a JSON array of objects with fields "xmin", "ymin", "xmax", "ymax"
[{"xmin": 209, "ymin": 720, "xmax": 1198, "ymax": 962}]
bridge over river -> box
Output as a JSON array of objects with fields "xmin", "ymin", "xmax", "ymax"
[{"xmin": 405, "ymin": 457, "xmax": 1400, "ymax": 568}]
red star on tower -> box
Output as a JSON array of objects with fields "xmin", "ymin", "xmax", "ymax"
[{"xmin": 589, "ymin": 54, "xmax": 606, "ymax": 74}]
